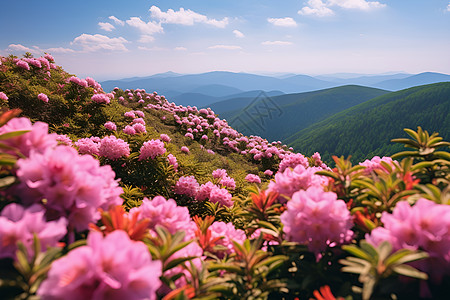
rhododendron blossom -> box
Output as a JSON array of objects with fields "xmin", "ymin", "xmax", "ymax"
[
  {"xmin": 366, "ymin": 199, "xmax": 450, "ymax": 282},
  {"xmin": 16, "ymin": 145, "xmax": 123, "ymax": 231},
  {"xmin": 160, "ymin": 133, "xmax": 171, "ymax": 143},
  {"xmin": 281, "ymin": 186, "xmax": 353, "ymax": 258},
  {"xmin": 37, "ymin": 93, "xmax": 49, "ymax": 103},
  {"xmin": 99, "ymin": 135, "xmax": 130, "ymax": 160},
  {"xmin": 167, "ymin": 153, "xmax": 178, "ymax": 171},
  {"xmin": 104, "ymin": 121, "xmax": 117, "ymax": 131},
  {"xmin": 132, "ymin": 123, "xmax": 146, "ymax": 134},
  {"xmin": 359, "ymin": 156, "xmax": 395, "ymax": 175},
  {"xmin": 245, "ymin": 174, "xmax": 261, "ymax": 184},
  {"xmin": 123, "ymin": 125, "xmax": 136, "ymax": 135},
  {"xmin": 209, "ymin": 187, "xmax": 233, "ymax": 207},
  {"xmin": 174, "ymin": 176, "xmax": 199, "ymax": 197},
  {"xmin": 181, "ymin": 146, "xmax": 190, "ymax": 154},
  {"xmin": 0, "ymin": 203, "xmax": 67, "ymax": 259},
  {"xmin": 220, "ymin": 176, "xmax": 236, "ymax": 190},
  {"xmin": 212, "ymin": 169, "xmax": 227, "ymax": 179},
  {"xmin": 91, "ymin": 93, "xmax": 110, "ymax": 104},
  {"xmin": 38, "ymin": 230, "xmax": 162, "ymax": 300},
  {"xmin": 0, "ymin": 92, "xmax": 8, "ymax": 100},
  {"xmin": 16, "ymin": 60, "xmax": 30, "ymax": 70},
  {"xmin": 56, "ymin": 134, "xmax": 72, "ymax": 146},
  {"xmin": 139, "ymin": 139, "xmax": 166, "ymax": 160},
  {"xmin": 75, "ymin": 137, "xmax": 100, "ymax": 156},
  {"xmin": 209, "ymin": 221, "xmax": 246, "ymax": 254}
]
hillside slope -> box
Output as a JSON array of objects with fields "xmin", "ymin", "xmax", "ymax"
[
  {"xmin": 213, "ymin": 85, "xmax": 389, "ymax": 142},
  {"xmin": 286, "ymin": 82, "xmax": 450, "ymax": 163}
]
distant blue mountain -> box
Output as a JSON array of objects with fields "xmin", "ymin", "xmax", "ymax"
[
  {"xmin": 373, "ymin": 72, "xmax": 450, "ymax": 91},
  {"xmin": 314, "ymin": 73, "xmax": 411, "ymax": 86}
]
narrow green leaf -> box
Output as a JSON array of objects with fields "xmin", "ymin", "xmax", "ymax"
[
  {"xmin": 0, "ymin": 130, "xmax": 30, "ymax": 140},
  {"xmin": 342, "ymin": 245, "xmax": 372, "ymax": 261},
  {"xmin": 392, "ymin": 264, "xmax": 428, "ymax": 280}
]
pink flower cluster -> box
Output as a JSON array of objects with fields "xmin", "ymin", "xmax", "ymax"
[
  {"xmin": 278, "ymin": 153, "xmax": 309, "ymax": 172},
  {"xmin": 0, "ymin": 91, "xmax": 8, "ymax": 100},
  {"xmin": 268, "ymin": 164, "xmax": 329, "ymax": 203},
  {"xmin": 167, "ymin": 154, "xmax": 178, "ymax": 171},
  {"xmin": 16, "ymin": 145, "xmax": 123, "ymax": 231},
  {"xmin": 104, "ymin": 121, "xmax": 117, "ymax": 131},
  {"xmin": 0, "ymin": 117, "xmax": 57, "ymax": 157},
  {"xmin": 56, "ymin": 134, "xmax": 72, "ymax": 146},
  {"xmin": 160, "ymin": 134, "xmax": 171, "ymax": 143},
  {"xmin": 366, "ymin": 199, "xmax": 450, "ymax": 282},
  {"xmin": 139, "ymin": 139, "xmax": 166, "ymax": 160},
  {"xmin": 174, "ymin": 176, "xmax": 199, "ymax": 197},
  {"xmin": 359, "ymin": 156, "xmax": 395, "ymax": 175},
  {"xmin": 209, "ymin": 221, "xmax": 246, "ymax": 254},
  {"xmin": 38, "ymin": 231, "xmax": 162, "ymax": 300},
  {"xmin": 245, "ymin": 174, "xmax": 261, "ymax": 184},
  {"xmin": 91, "ymin": 93, "xmax": 111, "ymax": 104},
  {"xmin": 0, "ymin": 203, "xmax": 67, "ymax": 259},
  {"xmin": 131, "ymin": 196, "xmax": 195, "ymax": 238},
  {"xmin": 281, "ymin": 186, "xmax": 353, "ymax": 258},
  {"xmin": 75, "ymin": 136, "xmax": 101, "ymax": 156},
  {"xmin": 38, "ymin": 93, "xmax": 49, "ymax": 103},
  {"xmin": 98, "ymin": 135, "xmax": 130, "ymax": 160}
]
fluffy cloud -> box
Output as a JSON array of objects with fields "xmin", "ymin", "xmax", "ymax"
[
  {"xmin": 208, "ymin": 45, "xmax": 242, "ymax": 50},
  {"xmin": 98, "ymin": 22, "xmax": 115, "ymax": 32},
  {"xmin": 174, "ymin": 46, "xmax": 187, "ymax": 51},
  {"xmin": 267, "ymin": 17, "xmax": 298, "ymax": 27},
  {"xmin": 328, "ymin": 0, "xmax": 386, "ymax": 10},
  {"xmin": 447, "ymin": 3, "xmax": 450, "ymax": 12},
  {"xmin": 138, "ymin": 35, "xmax": 155, "ymax": 43},
  {"xmin": 46, "ymin": 47, "xmax": 76, "ymax": 53},
  {"xmin": 71, "ymin": 34, "xmax": 128, "ymax": 52},
  {"xmin": 7, "ymin": 44, "xmax": 40, "ymax": 53},
  {"xmin": 261, "ymin": 41, "xmax": 293, "ymax": 46},
  {"xmin": 298, "ymin": 0, "xmax": 335, "ymax": 17},
  {"xmin": 126, "ymin": 17, "xmax": 163, "ymax": 35},
  {"xmin": 149, "ymin": 6, "xmax": 229, "ymax": 28},
  {"xmin": 109, "ymin": 16, "xmax": 125, "ymax": 26},
  {"xmin": 299, "ymin": 0, "xmax": 385, "ymax": 17},
  {"xmin": 233, "ymin": 30, "xmax": 245, "ymax": 38}
]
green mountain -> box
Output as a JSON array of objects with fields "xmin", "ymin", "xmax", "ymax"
[
  {"xmin": 286, "ymin": 82, "xmax": 450, "ymax": 163},
  {"xmin": 214, "ymin": 85, "xmax": 389, "ymax": 142}
]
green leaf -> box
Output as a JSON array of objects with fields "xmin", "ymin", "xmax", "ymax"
[
  {"xmin": 0, "ymin": 176, "xmax": 16, "ymax": 188},
  {"xmin": 392, "ymin": 264, "xmax": 428, "ymax": 280},
  {"xmin": 342, "ymin": 245, "xmax": 373, "ymax": 262},
  {"xmin": 0, "ymin": 130, "xmax": 30, "ymax": 140},
  {"xmin": 164, "ymin": 256, "xmax": 198, "ymax": 271},
  {"xmin": 208, "ymin": 263, "xmax": 244, "ymax": 275},
  {"xmin": 434, "ymin": 151, "xmax": 450, "ymax": 161}
]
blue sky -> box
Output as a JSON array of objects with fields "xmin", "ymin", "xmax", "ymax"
[{"xmin": 1, "ymin": 0, "xmax": 449, "ymax": 80}]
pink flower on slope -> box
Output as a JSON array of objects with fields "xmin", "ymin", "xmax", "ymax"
[
  {"xmin": 196, "ymin": 181, "xmax": 216, "ymax": 201},
  {"xmin": 278, "ymin": 153, "xmax": 309, "ymax": 172},
  {"xmin": 131, "ymin": 196, "xmax": 195, "ymax": 237},
  {"xmin": 16, "ymin": 60, "xmax": 30, "ymax": 70},
  {"xmin": 220, "ymin": 176, "xmax": 236, "ymax": 190},
  {"xmin": 281, "ymin": 186, "xmax": 353, "ymax": 258},
  {"xmin": 91, "ymin": 93, "xmax": 110, "ymax": 104},
  {"xmin": 167, "ymin": 154, "xmax": 178, "ymax": 171},
  {"xmin": 104, "ymin": 121, "xmax": 117, "ymax": 131},
  {"xmin": 180, "ymin": 146, "xmax": 190, "ymax": 154},
  {"xmin": 245, "ymin": 174, "xmax": 261, "ymax": 184},
  {"xmin": 359, "ymin": 156, "xmax": 395, "ymax": 175},
  {"xmin": 160, "ymin": 134, "xmax": 171, "ymax": 143},
  {"xmin": 212, "ymin": 169, "xmax": 227, "ymax": 179},
  {"xmin": 209, "ymin": 221, "xmax": 246, "ymax": 254},
  {"xmin": 75, "ymin": 137, "xmax": 100, "ymax": 156},
  {"xmin": 174, "ymin": 176, "xmax": 199, "ymax": 197},
  {"xmin": 139, "ymin": 139, "xmax": 166, "ymax": 160},
  {"xmin": 366, "ymin": 199, "xmax": 450, "ymax": 282},
  {"xmin": 132, "ymin": 123, "xmax": 146, "ymax": 134},
  {"xmin": 56, "ymin": 134, "xmax": 72, "ymax": 146},
  {"xmin": 0, "ymin": 92, "xmax": 8, "ymax": 100},
  {"xmin": 0, "ymin": 203, "xmax": 67, "ymax": 260},
  {"xmin": 99, "ymin": 136, "xmax": 130, "ymax": 160},
  {"xmin": 38, "ymin": 230, "xmax": 162, "ymax": 300},
  {"xmin": 209, "ymin": 187, "xmax": 233, "ymax": 207},
  {"xmin": 16, "ymin": 145, "xmax": 123, "ymax": 231},
  {"xmin": 0, "ymin": 117, "xmax": 57, "ymax": 157},
  {"xmin": 38, "ymin": 93, "xmax": 49, "ymax": 103}
]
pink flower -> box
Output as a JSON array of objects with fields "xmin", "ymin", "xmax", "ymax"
[
  {"xmin": 0, "ymin": 117, "xmax": 57, "ymax": 157},
  {"xmin": 196, "ymin": 181, "xmax": 216, "ymax": 201},
  {"xmin": 16, "ymin": 145, "xmax": 123, "ymax": 231},
  {"xmin": 91, "ymin": 93, "xmax": 110, "ymax": 104},
  {"xmin": 38, "ymin": 93, "xmax": 49, "ymax": 103},
  {"xmin": 220, "ymin": 176, "xmax": 236, "ymax": 190},
  {"xmin": 132, "ymin": 123, "xmax": 147, "ymax": 134},
  {"xmin": 139, "ymin": 139, "xmax": 166, "ymax": 160},
  {"xmin": 44, "ymin": 53, "xmax": 54, "ymax": 62},
  {"xmin": 75, "ymin": 137, "xmax": 100, "ymax": 156},
  {"xmin": 181, "ymin": 146, "xmax": 190, "ymax": 154},
  {"xmin": 167, "ymin": 154, "xmax": 178, "ymax": 172},
  {"xmin": 16, "ymin": 60, "xmax": 30, "ymax": 70},
  {"xmin": 134, "ymin": 110, "xmax": 145, "ymax": 118},
  {"xmin": 245, "ymin": 174, "xmax": 261, "ymax": 184},
  {"xmin": 209, "ymin": 221, "xmax": 246, "ymax": 254},
  {"xmin": 0, "ymin": 92, "xmax": 8, "ymax": 100},
  {"xmin": 123, "ymin": 125, "xmax": 136, "ymax": 135},
  {"xmin": 38, "ymin": 230, "xmax": 162, "ymax": 300},
  {"xmin": 104, "ymin": 121, "xmax": 117, "ymax": 131},
  {"xmin": 366, "ymin": 199, "xmax": 450, "ymax": 282},
  {"xmin": 359, "ymin": 156, "xmax": 395, "ymax": 175},
  {"xmin": 99, "ymin": 136, "xmax": 130, "ymax": 160},
  {"xmin": 56, "ymin": 134, "xmax": 72, "ymax": 146},
  {"xmin": 68, "ymin": 76, "xmax": 88, "ymax": 88},
  {"xmin": 209, "ymin": 187, "xmax": 233, "ymax": 207},
  {"xmin": 131, "ymin": 196, "xmax": 194, "ymax": 237},
  {"xmin": 264, "ymin": 169, "xmax": 273, "ymax": 176},
  {"xmin": 132, "ymin": 118, "xmax": 145, "ymax": 125},
  {"xmin": 174, "ymin": 176, "xmax": 199, "ymax": 197},
  {"xmin": 278, "ymin": 153, "xmax": 309, "ymax": 172},
  {"xmin": 160, "ymin": 134, "xmax": 171, "ymax": 143},
  {"xmin": 212, "ymin": 169, "xmax": 227, "ymax": 179},
  {"xmin": 124, "ymin": 111, "xmax": 136, "ymax": 118},
  {"xmin": 0, "ymin": 203, "xmax": 67, "ymax": 260},
  {"xmin": 185, "ymin": 132, "xmax": 194, "ymax": 139},
  {"xmin": 281, "ymin": 186, "xmax": 353, "ymax": 258}
]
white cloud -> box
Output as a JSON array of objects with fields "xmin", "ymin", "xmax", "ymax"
[
  {"xmin": 447, "ymin": 3, "xmax": 450, "ymax": 12},
  {"xmin": 46, "ymin": 47, "xmax": 76, "ymax": 53},
  {"xmin": 298, "ymin": 0, "xmax": 335, "ymax": 17},
  {"xmin": 126, "ymin": 17, "xmax": 163, "ymax": 35},
  {"xmin": 71, "ymin": 34, "xmax": 129, "ymax": 52},
  {"xmin": 261, "ymin": 41, "xmax": 293, "ymax": 46},
  {"xmin": 98, "ymin": 22, "xmax": 115, "ymax": 32},
  {"xmin": 267, "ymin": 17, "xmax": 297, "ymax": 27},
  {"xmin": 233, "ymin": 30, "xmax": 245, "ymax": 38},
  {"xmin": 138, "ymin": 46, "xmax": 166, "ymax": 51},
  {"xmin": 138, "ymin": 35, "xmax": 155, "ymax": 43},
  {"xmin": 174, "ymin": 46, "xmax": 187, "ymax": 51},
  {"xmin": 208, "ymin": 45, "xmax": 242, "ymax": 50},
  {"xmin": 149, "ymin": 6, "xmax": 229, "ymax": 28},
  {"xmin": 7, "ymin": 44, "xmax": 40, "ymax": 53},
  {"xmin": 328, "ymin": 0, "xmax": 386, "ymax": 10},
  {"xmin": 109, "ymin": 16, "xmax": 125, "ymax": 26}
]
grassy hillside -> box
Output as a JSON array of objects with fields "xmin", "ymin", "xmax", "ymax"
[
  {"xmin": 286, "ymin": 82, "xmax": 450, "ymax": 163},
  {"xmin": 213, "ymin": 85, "xmax": 388, "ymax": 142}
]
